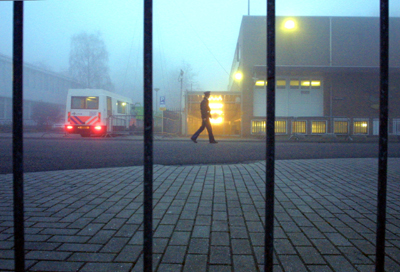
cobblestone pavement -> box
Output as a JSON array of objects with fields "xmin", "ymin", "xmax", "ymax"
[{"xmin": 1, "ymin": 158, "xmax": 399, "ymax": 272}]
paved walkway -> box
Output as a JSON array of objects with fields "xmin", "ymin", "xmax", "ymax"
[{"xmin": 0, "ymin": 158, "xmax": 399, "ymax": 271}]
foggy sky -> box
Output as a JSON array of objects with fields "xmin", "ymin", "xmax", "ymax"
[{"xmin": 1, "ymin": 0, "xmax": 399, "ymax": 108}]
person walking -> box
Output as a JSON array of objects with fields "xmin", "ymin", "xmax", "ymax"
[{"xmin": 191, "ymin": 91, "xmax": 218, "ymax": 144}]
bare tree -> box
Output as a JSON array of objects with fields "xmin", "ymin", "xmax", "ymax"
[{"xmin": 69, "ymin": 31, "xmax": 114, "ymax": 90}]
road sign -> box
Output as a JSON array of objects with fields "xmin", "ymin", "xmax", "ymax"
[{"xmin": 160, "ymin": 96, "xmax": 165, "ymax": 107}]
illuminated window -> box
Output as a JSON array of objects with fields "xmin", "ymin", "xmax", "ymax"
[
  {"xmin": 334, "ymin": 121, "xmax": 348, "ymax": 134},
  {"xmin": 277, "ymin": 80, "xmax": 286, "ymax": 89},
  {"xmin": 292, "ymin": 121, "xmax": 307, "ymax": 134},
  {"xmin": 311, "ymin": 80, "xmax": 321, "ymax": 89},
  {"xmin": 290, "ymin": 80, "xmax": 300, "ymax": 89},
  {"xmin": 252, "ymin": 120, "xmax": 265, "ymax": 134},
  {"xmin": 301, "ymin": 80, "xmax": 311, "ymax": 89},
  {"xmin": 251, "ymin": 120, "xmax": 287, "ymax": 134},
  {"xmin": 275, "ymin": 120, "xmax": 287, "ymax": 134},
  {"xmin": 312, "ymin": 121, "xmax": 326, "ymax": 134},
  {"xmin": 255, "ymin": 80, "xmax": 266, "ymax": 86},
  {"xmin": 354, "ymin": 120, "xmax": 369, "ymax": 134}
]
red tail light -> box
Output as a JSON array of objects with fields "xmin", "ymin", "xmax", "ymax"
[
  {"xmin": 94, "ymin": 126, "xmax": 102, "ymax": 131},
  {"xmin": 66, "ymin": 125, "xmax": 73, "ymax": 130}
]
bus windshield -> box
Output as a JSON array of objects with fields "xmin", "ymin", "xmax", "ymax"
[{"xmin": 71, "ymin": 96, "xmax": 99, "ymax": 109}]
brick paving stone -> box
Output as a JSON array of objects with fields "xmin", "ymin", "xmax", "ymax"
[
  {"xmin": 209, "ymin": 246, "xmax": 231, "ymax": 265},
  {"xmin": 188, "ymin": 238, "xmax": 209, "ymax": 254},
  {"xmin": 279, "ymin": 255, "xmax": 308, "ymax": 272},
  {"xmin": 233, "ymin": 255, "xmax": 257, "ymax": 272},
  {"xmin": 183, "ymin": 254, "xmax": 207, "ymax": 272},
  {"xmin": 29, "ymin": 261, "xmax": 84, "ymax": 271},
  {"xmin": 324, "ymin": 255, "xmax": 358, "ymax": 272},
  {"xmin": 100, "ymin": 237, "xmax": 129, "ymax": 253},
  {"xmin": 80, "ymin": 262, "xmax": 132, "ymax": 272},
  {"xmin": 25, "ymin": 251, "xmax": 71, "ymax": 261},
  {"xmin": 113, "ymin": 245, "xmax": 142, "ymax": 262},
  {"xmin": 68, "ymin": 252, "xmax": 116, "ymax": 262},
  {"xmin": 162, "ymin": 245, "xmax": 187, "ymax": 264},
  {"xmin": 211, "ymin": 232, "xmax": 230, "ymax": 246}
]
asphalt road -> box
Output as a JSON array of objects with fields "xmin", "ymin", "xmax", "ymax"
[{"xmin": 1, "ymin": 138, "xmax": 400, "ymax": 174}]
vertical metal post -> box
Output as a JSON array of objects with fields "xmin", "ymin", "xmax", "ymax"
[
  {"xmin": 143, "ymin": 0, "xmax": 153, "ymax": 271},
  {"xmin": 265, "ymin": 0, "xmax": 275, "ymax": 271},
  {"xmin": 12, "ymin": 2, "xmax": 25, "ymax": 272},
  {"xmin": 375, "ymin": 0, "xmax": 389, "ymax": 271}
]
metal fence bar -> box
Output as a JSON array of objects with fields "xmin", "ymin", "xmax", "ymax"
[
  {"xmin": 12, "ymin": 2, "xmax": 25, "ymax": 272},
  {"xmin": 265, "ymin": 0, "xmax": 276, "ymax": 271},
  {"xmin": 143, "ymin": 0, "xmax": 153, "ymax": 271},
  {"xmin": 375, "ymin": 0, "xmax": 389, "ymax": 271}
]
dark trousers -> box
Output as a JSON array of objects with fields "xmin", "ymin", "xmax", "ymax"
[{"xmin": 191, "ymin": 118, "xmax": 215, "ymax": 142}]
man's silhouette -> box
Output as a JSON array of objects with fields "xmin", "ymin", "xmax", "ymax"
[{"xmin": 190, "ymin": 91, "xmax": 218, "ymax": 144}]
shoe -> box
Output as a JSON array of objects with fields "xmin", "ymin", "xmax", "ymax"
[
  {"xmin": 191, "ymin": 138, "xmax": 197, "ymax": 143},
  {"xmin": 210, "ymin": 141, "xmax": 218, "ymax": 144}
]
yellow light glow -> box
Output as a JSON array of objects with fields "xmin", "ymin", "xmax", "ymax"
[
  {"xmin": 284, "ymin": 19, "xmax": 296, "ymax": 29},
  {"xmin": 277, "ymin": 80, "xmax": 286, "ymax": 86},
  {"xmin": 122, "ymin": 102, "xmax": 126, "ymax": 106},
  {"xmin": 311, "ymin": 81, "xmax": 321, "ymax": 87},
  {"xmin": 255, "ymin": 81, "xmax": 265, "ymax": 86},
  {"xmin": 290, "ymin": 80, "xmax": 300, "ymax": 86},
  {"xmin": 301, "ymin": 81, "xmax": 311, "ymax": 87},
  {"xmin": 362, "ymin": 123, "xmax": 368, "ymax": 127},
  {"xmin": 209, "ymin": 103, "xmax": 223, "ymax": 109},
  {"xmin": 234, "ymin": 72, "xmax": 243, "ymax": 81},
  {"xmin": 209, "ymin": 95, "xmax": 222, "ymax": 101},
  {"xmin": 210, "ymin": 110, "xmax": 223, "ymax": 115},
  {"xmin": 210, "ymin": 117, "xmax": 223, "ymax": 124}
]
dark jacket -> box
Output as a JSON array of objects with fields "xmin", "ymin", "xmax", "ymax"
[{"xmin": 200, "ymin": 98, "xmax": 211, "ymax": 119}]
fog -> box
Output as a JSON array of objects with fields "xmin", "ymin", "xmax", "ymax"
[{"xmin": 0, "ymin": 0, "xmax": 399, "ymax": 108}]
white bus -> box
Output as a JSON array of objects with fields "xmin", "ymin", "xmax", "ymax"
[{"xmin": 65, "ymin": 89, "xmax": 135, "ymax": 137}]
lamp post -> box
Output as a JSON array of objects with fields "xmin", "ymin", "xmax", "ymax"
[{"xmin": 154, "ymin": 88, "xmax": 159, "ymax": 111}]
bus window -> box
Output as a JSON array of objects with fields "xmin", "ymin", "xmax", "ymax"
[
  {"xmin": 117, "ymin": 101, "xmax": 127, "ymax": 114},
  {"xmin": 71, "ymin": 96, "xmax": 99, "ymax": 109}
]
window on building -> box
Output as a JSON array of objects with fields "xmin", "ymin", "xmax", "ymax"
[
  {"xmin": 277, "ymin": 79, "xmax": 286, "ymax": 89},
  {"xmin": 275, "ymin": 120, "xmax": 287, "ymax": 134},
  {"xmin": 292, "ymin": 121, "xmax": 307, "ymax": 134},
  {"xmin": 290, "ymin": 80, "xmax": 300, "ymax": 89},
  {"xmin": 251, "ymin": 120, "xmax": 287, "ymax": 134},
  {"xmin": 312, "ymin": 121, "xmax": 326, "ymax": 134},
  {"xmin": 311, "ymin": 80, "xmax": 321, "ymax": 89},
  {"xmin": 334, "ymin": 121, "xmax": 349, "ymax": 134},
  {"xmin": 301, "ymin": 80, "xmax": 311, "ymax": 89},
  {"xmin": 354, "ymin": 120, "xmax": 369, "ymax": 134},
  {"xmin": 71, "ymin": 96, "xmax": 99, "ymax": 109}
]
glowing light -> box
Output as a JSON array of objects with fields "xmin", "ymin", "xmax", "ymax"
[
  {"xmin": 234, "ymin": 72, "xmax": 243, "ymax": 81},
  {"xmin": 94, "ymin": 126, "xmax": 102, "ymax": 130},
  {"xmin": 361, "ymin": 123, "xmax": 368, "ymax": 127},
  {"xmin": 255, "ymin": 81, "xmax": 265, "ymax": 86},
  {"xmin": 210, "ymin": 117, "xmax": 223, "ymax": 124},
  {"xmin": 301, "ymin": 80, "xmax": 311, "ymax": 87},
  {"xmin": 209, "ymin": 103, "xmax": 223, "ymax": 109},
  {"xmin": 66, "ymin": 125, "xmax": 73, "ymax": 130},
  {"xmin": 311, "ymin": 81, "xmax": 321, "ymax": 87},
  {"xmin": 122, "ymin": 102, "xmax": 126, "ymax": 106},
  {"xmin": 211, "ymin": 110, "xmax": 223, "ymax": 115},
  {"xmin": 209, "ymin": 96, "xmax": 222, "ymax": 101},
  {"xmin": 284, "ymin": 19, "xmax": 296, "ymax": 29}
]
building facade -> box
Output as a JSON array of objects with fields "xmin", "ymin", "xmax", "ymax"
[
  {"xmin": 0, "ymin": 54, "xmax": 82, "ymax": 125},
  {"xmin": 229, "ymin": 16, "xmax": 400, "ymax": 137}
]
